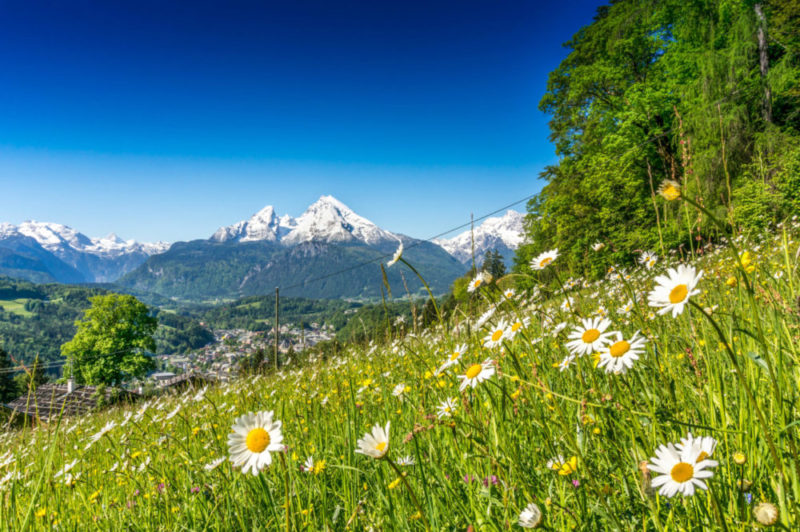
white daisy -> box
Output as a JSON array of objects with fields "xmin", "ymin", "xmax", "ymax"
[
  {"xmin": 565, "ymin": 317, "xmax": 613, "ymax": 356},
  {"xmin": 355, "ymin": 421, "xmax": 391, "ymax": 459},
  {"xmin": 558, "ymin": 354, "xmax": 576, "ymax": 372},
  {"xmin": 518, "ymin": 502, "xmax": 543, "ymax": 528},
  {"xmin": 474, "ymin": 306, "xmax": 496, "ymax": 328},
  {"xmin": 84, "ymin": 420, "xmax": 117, "ymax": 451},
  {"xmin": 436, "ymin": 397, "xmax": 458, "ymax": 419},
  {"xmin": 505, "ymin": 316, "xmax": 530, "ymax": 340},
  {"xmin": 648, "ymin": 264, "xmax": 703, "ymax": 317},
  {"xmin": 458, "ymin": 359, "xmax": 495, "ymax": 391},
  {"xmin": 483, "ymin": 319, "xmax": 509, "ymax": 349},
  {"xmin": 204, "ymin": 457, "xmax": 226, "ymax": 471},
  {"xmin": 387, "ymin": 241, "xmax": 403, "ymax": 267},
  {"xmin": 530, "ymin": 249, "xmax": 559, "ymax": 270},
  {"xmin": 618, "ymin": 300, "xmax": 634, "ymax": 315},
  {"xmin": 396, "ymin": 455, "xmax": 416, "ymax": 466},
  {"xmin": 301, "ymin": 456, "xmax": 315, "ymax": 473},
  {"xmin": 648, "ymin": 441, "xmax": 717, "ymax": 497},
  {"xmin": 592, "ymin": 242, "xmax": 605, "ymax": 252},
  {"xmin": 550, "ymin": 322, "xmax": 568, "ymax": 336},
  {"xmin": 639, "ymin": 251, "xmax": 658, "ymax": 270},
  {"xmin": 467, "ymin": 271, "xmax": 491, "ymax": 293},
  {"xmin": 502, "ymin": 288, "xmax": 516, "ymax": 300},
  {"xmin": 596, "ymin": 331, "xmax": 647, "ymax": 374},
  {"xmin": 392, "ymin": 383, "xmax": 407, "ymax": 400},
  {"xmin": 228, "ymin": 411, "xmax": 285, "ymax": 475},
  {"xmin": 437, "ymin": 343, "xmax": 468, "ymax": 374},
  {"xmin": 676, "ymin": 432, "xmax": 717, "ymax": 462},
  {"xmin": 560, "ymin": 297, "xmax": 574, "ymax": 312}
]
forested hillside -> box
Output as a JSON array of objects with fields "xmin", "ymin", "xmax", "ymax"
[
  {"xmin": 0, "ymin": 277, "xmax": 213, "ymax": 366},
  {"xmin": 516, "ymin": 0, "xmax": 800, "ymax": 277}
]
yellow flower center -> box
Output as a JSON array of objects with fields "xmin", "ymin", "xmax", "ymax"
[
  {"xmin": 375, "ymin": 441, "xmax": 387, "ymax": 452},
  {"xmin": 609, "ymin": 340, "xmax": 630, "ymax": 358},
  {"xmin": 245, "ymin": 428, "xmax": 271, "ymax": 453},
  {"xmin": 661, "ymin": 183, "xmax": 680, "ymax": 201},
  {"xmin": 491, "ymin": 329, "xmax": 503, "ymax": 342},
  {"xmin": 450, "ymin": 351, "xmax": 460, "ymax": 361},
  {"xmin": 540, "ymin": 257, "xmax": 553, "ymax": 268},
  {"xmin": 511, "ymin": 322, "xmax": 522, "ymax": 332},
  {"xmin": 581, "ymin": 328, "xmax": 600, "ymax": 343},
  {"xmin": 472, "ymin": 280, "xmax": 482, "ymax": 288},
  {"xmin": 465, "ymin": 364, "xmax": 483, "ymax": 379},
  {"xmin": 669, "ymin": 284, "xmax": 688, "ymax": 304},
  {"xmin": 670, "ymin": 462, "xmax": 694, "ymax": 483},
  {"xmin": 697, "ymin": 451, "xmax": 709, "ymax": 462}
]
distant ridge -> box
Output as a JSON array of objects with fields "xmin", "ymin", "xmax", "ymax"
[
  {"xmin": 434, "ymin": 210, "xmax": 525, "ymax": 266},
  {"xmin": 0, "ymin": 221, "xmax": 169, "ymax": 283}
]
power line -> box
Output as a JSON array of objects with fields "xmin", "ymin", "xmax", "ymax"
[{"xmin": 278, "ymin": 193, "xmax": 538, "ymax": 292}]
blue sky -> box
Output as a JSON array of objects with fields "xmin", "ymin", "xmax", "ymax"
[{"xmin": 0, "ymin": 1, "xmax": 604, "ymax": 243}]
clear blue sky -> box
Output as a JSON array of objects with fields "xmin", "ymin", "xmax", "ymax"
[{"xmin": 0, "ymin": 0, "xmax": 604, "ymax": 243}]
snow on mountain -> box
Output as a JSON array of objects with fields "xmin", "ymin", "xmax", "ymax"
[
  {"xmin": 0, "ymin": 221, "xmax": 169, "ymax": 257},
  {"xmin": 282, "ymin": 196, "xmax": 396, "ymax": 246},
  {"xmin": 0, "ymin": 221, "xmax": 170, "ymax": 283},
  {"xmin": 211, "ymin": 196, "xmax": 397, "ymax": 246},
  {"xmin": 434, "ymin": 210, "xmax": 526, "ymax": 265}
]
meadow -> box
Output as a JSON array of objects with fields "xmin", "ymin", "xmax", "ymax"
[{"xmin": 1, "ymin": 215, "xmax": 799, "ymax": 530}]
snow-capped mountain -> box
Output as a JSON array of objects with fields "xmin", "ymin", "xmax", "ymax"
[
  {"xmin": 121, "ymin": 195, "xmax": 464, "ymax": 300},
  {"xmin": 0, "ymin": 221, "xmax": 170, "ymax": 283},
  {"xmin": 434, "ymin": 210, "xmax": 526, "ymax": 265},
  {"xmin": 211, "ymin": 195, "xmax": 398, "ymax": 246}
]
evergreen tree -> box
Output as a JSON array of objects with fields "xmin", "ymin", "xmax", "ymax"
[
  {"xmin": 482, "ymin": 249, "xmax": 507, "ymax": 279},
  {"xmin": 0, "ymin": 347, "xmax": 18, "ymax": 402}
]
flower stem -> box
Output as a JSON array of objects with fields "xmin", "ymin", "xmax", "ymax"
[
  {"xmin": 385, "ymin": 456, "xmax": 430, "ymax": 530},
  {"xmin": 279, "ymin": 453, "xmax": 291, "ymax": 532},
  {"xmin": 688, "ymin": 299, "xmax": 784, "ymax": 478}
]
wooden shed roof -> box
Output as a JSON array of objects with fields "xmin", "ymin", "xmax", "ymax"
[{"xmin": 4, "ymin": 383, "xmax": 137, "ymax": 423}]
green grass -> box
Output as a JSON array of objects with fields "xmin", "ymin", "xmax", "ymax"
[
  {"xmin": 1, "ymin": 226, "xmax": 800, "ymax": 530},
  {"xmin": 0, "ymin": 298, "xmax": 34, "ymax": 317}
]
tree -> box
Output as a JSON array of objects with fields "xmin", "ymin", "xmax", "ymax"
[
  {"xmin": 482, "ymin": 249, "xmax": 507, "ymax": 279},
  {"xmin": 516, "ymin": 0, "xmax": 800, "ymax": 277},
  {"xmin": 61, "ymin": 294, "xmax": 158, "ymax": 386},
  {"xmin": 12, "ymin": 354, "xmax": 48, "ymax": 397},
  {"xmin": 0, "ymin": 347, "xmax": 19, "ymax": 402}
]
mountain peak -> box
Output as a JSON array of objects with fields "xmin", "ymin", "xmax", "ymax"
[
  {"xmin": 281, "ymin": 196, "xmax": 395, "ymax": 246},
  {"xmin": 212, "ymin": 197, "xmax": 396, "ymax": 246},
  {"xmin": 211, "ymin": 204, "xmax": 292, "ymax": 243},
  {"xmin": 434, "ymin": 210, "xmax": 525, "ymax": 265}
]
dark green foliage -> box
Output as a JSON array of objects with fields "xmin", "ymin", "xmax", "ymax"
[
  {"xmin": 152, "ymin": 310, "xmax": 215, "ymax": 354},
  {"xmin": 481, "ymin": 249, "xmax": 506, "ymax": 279},
  {"xmin": 0, "ymin": 277, "xmax": 213, "ymax": 367},
  {"xmin": 12, "ymin": 355, "xmax": 48, "ymax": 397},
  {"xmin": 0, "ymin": 347, "xmax": 18, "ymax": 402},
  {"xmin": 518, "ymin": 0, "xmax": 800, "ymax": 277},
  {"xmin": 119, "ymin": 239, "xmax": 465, "ymax": 301},
  {"xmin": 199, "ymin": 295, "xmax": 358, "ymax": 331}
]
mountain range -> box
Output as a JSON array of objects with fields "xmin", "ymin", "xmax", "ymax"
[
  {"xmin": 0, "ymin": 221, "xmax": 169, "ymax": 283},
  {"xmin": 0, "ymin": 196, "xmax": 525, "ymax": 299},
  {"xmin": 434, "ymin": 210, "xmax": 525, "ymax": 267}
]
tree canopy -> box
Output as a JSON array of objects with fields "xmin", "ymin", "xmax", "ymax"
[
  {"xmin": 516, "ymin": 0, "xmax": 800, "ymax": 278},
  {"xmin": 61, "ymin": 294, "xmax": 157, "ymax": 386}
]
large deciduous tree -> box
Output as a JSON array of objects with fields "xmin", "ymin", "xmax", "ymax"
[
  {"xmin": 61, "ymin": 294, "xmax": 157, "ymax": 386},
  {"xmin": 516, "ymin": 0, "xmax": 800, "ymax": 279}
]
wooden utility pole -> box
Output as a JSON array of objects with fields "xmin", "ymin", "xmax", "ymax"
[{"xmin": 274, "ymin": 287, "xmax": 280, "ymax": 370}]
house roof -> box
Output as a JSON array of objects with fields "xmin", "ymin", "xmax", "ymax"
[
  {"xmin": 4, "ymin": 383, "xmax": 137, "ymax": 423},
  {"xmin": 155, "ymin": 372, "xmax": 216, "ymax": 389}
]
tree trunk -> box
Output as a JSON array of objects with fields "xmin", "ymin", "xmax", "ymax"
[{"xmin": 755, "ymin": 4, "xmax": 773, "ymax": 124}]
